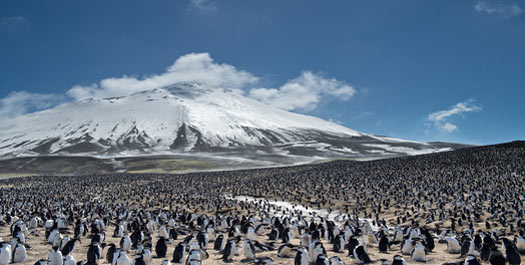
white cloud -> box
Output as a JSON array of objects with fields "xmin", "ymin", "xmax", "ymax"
[
  {"xmin": 248, "ymin": 71, "xmax": 356, "ymax": 112},
  {"xmin": 67, "ymin": 53, "xmax": 258, "ymax": 101},
  {"xmin": 475, "ymin": 2, "xmax": 522, "ymax": 18},
  {"xmin": 0, "ymin": 16, "xmax": 30, "ymax": 32},
  {"xmin": 0, "ymin": 91, "xmax": 65, "ymax": 119},
  {"xmin": 1, "ymin": 53, "xmax": 356, "ymax": 119},
  {"xmin": 427, "ymin": 100, "xmax": 481, "ymax": 132},
  {"xmin": 67, "ymin": 53, "xmax": 355, "ymax": 112},
  {"xmin": 188, "ymin": 0, "xmax": 218, "ymax": 13}
]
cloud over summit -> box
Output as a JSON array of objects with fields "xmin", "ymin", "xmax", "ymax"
[{"xmin": 2, "ymin": 53, "xmax": 356, "ymax": 119}]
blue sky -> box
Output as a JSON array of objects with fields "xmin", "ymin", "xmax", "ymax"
[{"xmin": 1, "ymin": 0, "xmax": 524, "ymax": 145}]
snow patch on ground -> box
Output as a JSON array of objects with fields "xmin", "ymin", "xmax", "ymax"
[
  {"xmin": 365, "ymin": 144, "xmax": 452, "ymax": 156},
  {"xmin": 225, "ymin": 194, "xmax": 380, "ymax": 231}
]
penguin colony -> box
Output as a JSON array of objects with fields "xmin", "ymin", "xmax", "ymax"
[{"xmin": 0, "ymin": 141, "xmax": 524, "ymax": 265}]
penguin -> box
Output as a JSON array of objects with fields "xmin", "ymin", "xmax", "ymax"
[
  {"xmin": 159, "ymin": 226, "xmax": 169, "ymax": 240},
  {"xmin": 409, "ymin": 227, "xmax": 421, "ymax": 240},
  {"xmin": 120, "ymin": 235, "xmax": 132, "ymax": 251},
  {"xmin": 74, "ymin": 222, "xmax": 83, "ymax": 239},
  {"xmin": 347, "ymin": 236, "xmax": 360, "ymax": 257},
  {"xmin": 30, "ymin": 216, "xmax": 41, "ymax": 229},
  {"xmin": 106, "ymin": 244, "xmax": 117, "ymax": 264},
  {"xmin": 214, "ymin": 235, "xmax": 226, "ymax": 251},
  {"xmin": 48, "ymin": 246, "xmax": 63, "ymax": 265},
  {"xmin": 488, "ymin": 247, "xmax": 506, "ymax": 265},
  {"xmin": 401, "ymin": 238, "xmax": 415, "ymax": 255},
  {"xmin": 268, "ymin": 229, "xmax": 279, "ymax": 241},
  {"xmin": 253, "ymin": 257, "xmax": 274, "ymax": 265},
  {"xmin": 353, "ymin": 245, "xmax": 372, "ymax": 264},
  {"xmin": 246, "ymin": 225, "xmax": 255, "ymax": 240},
  {"xmin": 34, "ymin": 259, "xmax": 49, "ymax": 265},
  {"xmin": 86, "ymin": 243, "xmax": 102, "ymax": 265},
  {"xmin": 277, "ymin": 244, "xmax": 295, "ymax": 258},
  {"xmin": 53, "ymin": 233, "xmax": 63, "ymax": 248},
  {"xmin": 282, "ymin": 228, "xmax": 291, "ymax": 243},
  {"xmin": 115, "ymin": 224, "xmax": 125, "ymax": 238},
  {"xmin": 91, "ymin": 233, "xmax": 105, "ymax": 245},
  {"xmin": 411, "ymin": 242, "xmax": 427, "ymax": 262},
  {"xmin": 0, "ymin": 242, "xmax": 11, "ymax": 265},
  {"xmin": 378, "ymin": 234, "xmax": 390, "ymax": 253},
  {"xmin": 516, "ymin": 232, "xmax": 525, "ymax": 255},
  {"xmin": 514, "ymin": 234, "xmax": 525, "ymax": 255},
  {"xmin": 315, "ymin": 254, "xmax": 330, "ymax": 265},
  {"xmin": 333, "ymin": 234, "xmax": 345, "ymax": 253},
  {"xmin": 222, "ymin": 240, "xmax": 236, "ymax": 262},
  {"xmin": 329, "ymin": 256, "xmax": 345, "ymax": 265},
  {"xmin": 393, "ymin": 228, "xmax": 404, "ymax": 244},
  {"xmin": 172, "ymin": 242, "xmax": 186, "ymax": 263},
  {"xmin": 62, "ymin": 238, "xmax": 80, "ymax": 256},
  {"xmin": 243, "ymin": 239, "xmax": 256, "ymax": 260},
  {"xmin": 310, "ymin": 241, "xmax": 326, "ymax": 263},
  {"xmin": 14, "ymin": 230, "xmax": 25, "ymax": 244},
  {"xmin": 132, "ymin": 254, "xmax": 146, "ymax": 265},
  {"xmin": 185, "ymin": 249, "xmax": 204, "ymax": 265},
  {"xmin": 484, "ymin": 235, "xmax": 496, "ymax": 248},
  {"xmin": 11, "ymin": 241, "xmax": 27, "ymax": 263},
  {"xmin": 423, "ymin": 229, "xmax": 435, "ymax": 252},
  {"xmin": 392, "ymin": 255, "xmax": 407, "ymax": 265},
  {"xmin": 161, "ymin": 260, "xmax": 172, "ymax": 265},
  {"xmin": 197, "ymin": 232, "xmax": 208, "ymax": 250},
  {"xmin": 502, "ymin": 238, "xmax": 521, "ymax": 265},
  {"xmin": 301, "ymin": 233, "xmax": 312, "ymax": 247},
  {"xmin": 64, "ymin": 255, "xmax": 76, "ymax": 265},
  {"xmin": 156, "ymin": 237, "xmax": 167, "ymax": 258},
  {"xmin": 295, "ymin": 247, "xmax": 309, "ymax": 265},
  {"xmin": 140, "ymin": 247, "xmax": 152, "ymax": 265},
  {"xmin": 464, "ymin": 255, "xmax": 481, "ymax": 265},
  {"xmin": 474, "ymin": 234, "xmax": 483, "ymax": 250},
  {"xmin": 114, "ymin": 250, "xmax": 130, "ymax": 265},
  {"xmin": 460, "ymin": 239, "xmax": 472, "ymax": 258},
  {"xmin": 446, "ymin": 237, "xmax": 462, "ymax": 254},
  {"xmin": 169, "ymin": 229, "xmax": 178, "ymax": 243}
]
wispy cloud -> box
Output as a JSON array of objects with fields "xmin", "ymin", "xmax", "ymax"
[
  {"xmin": 427, "ymin": 100, "xmax": 481, "ymax": 132},
  {"xmin": 249, "ymin": 71, "xmax": 356, "ymax": 112},
  {"xmin": 188, "ymin": 0, "xmax": 218, "ymax": 13},
  {"xmin": 352, "ymin": 111, "xmax": 374, "ymax": 120},
  {"xmin": 0, "ymin": 91, "xmax": 65, "ymax": 119},
  {"xmin": 474, "ymin": 2, "xmax": 522, "ymax": 18},
  {"xmin": 0, "ymin": 16, "xmax": 30, "ymax": 32}
]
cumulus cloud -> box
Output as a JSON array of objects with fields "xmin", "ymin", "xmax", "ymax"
[
  {"xmin": 475, "ymin": 2, "xmax": 522, "ymax": 18},
  {"xmin": 1, "ymin": 53, "xmax": 356, "ymax": 119},
  {"xmin": 0, "ymin": 91, "xmax": 65, "ymax": 119},
  {"xmin": 0, "ymin": 16, "xmax": 30, "ymax": 32},
  {"xmin": 248, "ymin": 71, "xmax": 356, "ymax": 112},
  {"xmin": 67, "ymin": 53, "xmax": 258, "ymax": 101},
  {"xmin": 427, "ymin": 100, "xmax": 481, "ymax": 132}
]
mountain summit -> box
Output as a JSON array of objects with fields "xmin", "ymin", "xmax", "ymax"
[{"xmin": 0, "ymin": 83, "xmax": 460, "ymax": 163}]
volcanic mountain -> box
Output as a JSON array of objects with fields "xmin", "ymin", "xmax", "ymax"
[{"xmin": 0, "ymin": 83, "xmax": 464, "ymax": 163}]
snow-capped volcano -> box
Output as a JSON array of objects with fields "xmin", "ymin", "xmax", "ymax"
[{"xmin": 0, "ymin": 83, "xmax": 460, "ymax": 161}]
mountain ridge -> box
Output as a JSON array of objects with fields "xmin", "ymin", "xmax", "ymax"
[{"xmin": 0, "ymin": 83, "xmax": 466, "ymax": 163}]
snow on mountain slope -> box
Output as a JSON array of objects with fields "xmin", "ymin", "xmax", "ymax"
[{"xmin": 0, "ymin": 83, "xmax": 459, "ymax": 161}]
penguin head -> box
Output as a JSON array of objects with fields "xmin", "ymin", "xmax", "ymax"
[{"xmin": 393, "ymin": 255, "xmax": 405, "ymax": 262}]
